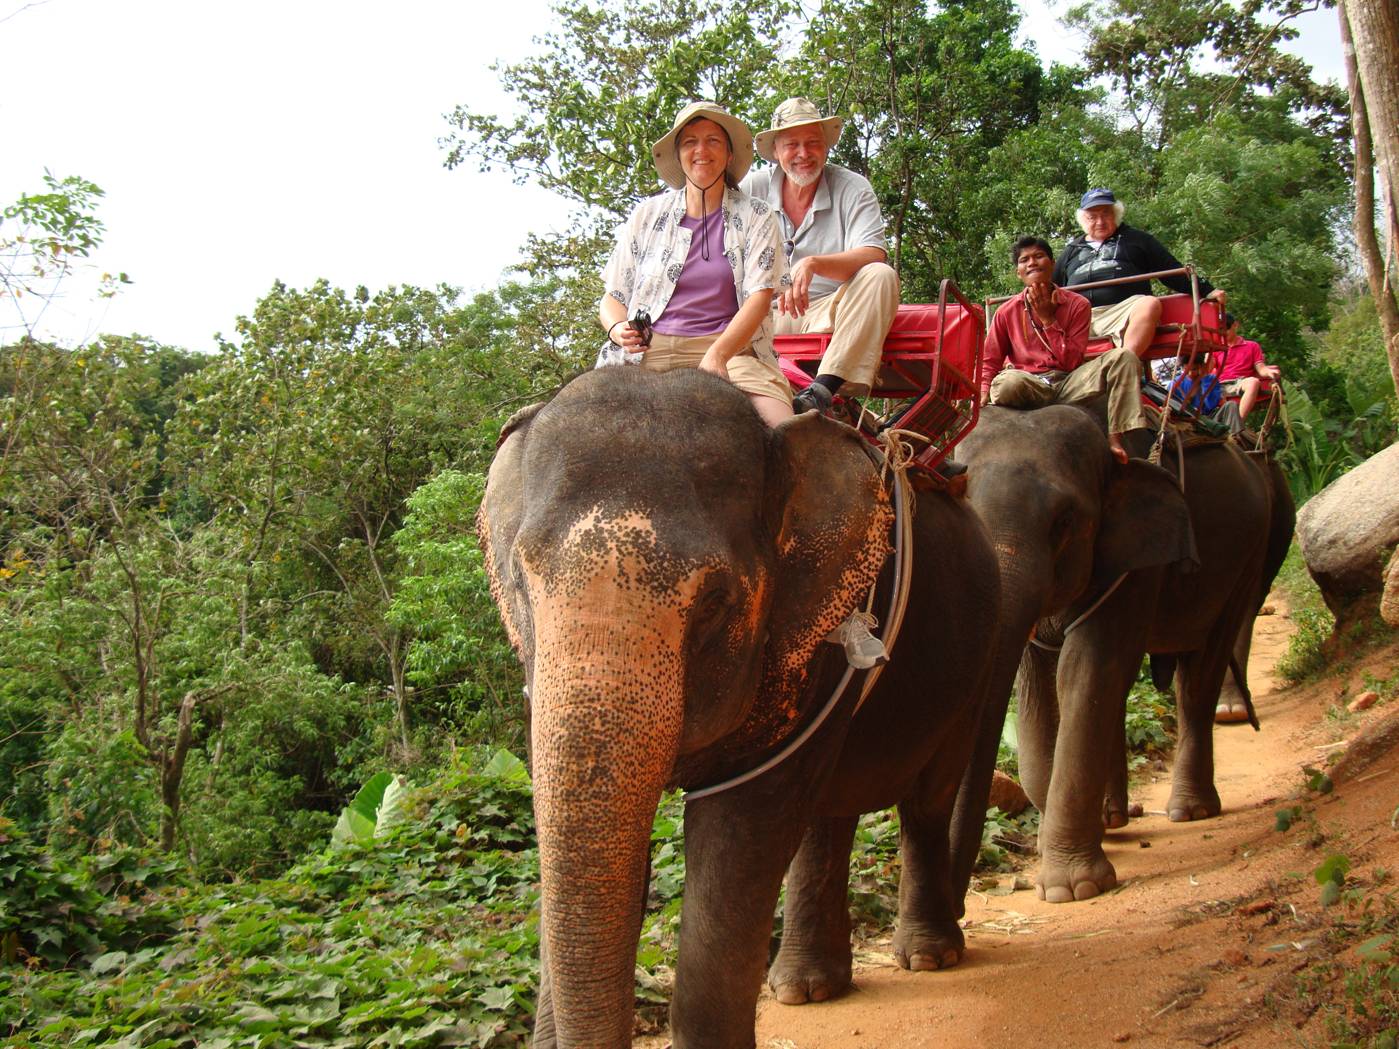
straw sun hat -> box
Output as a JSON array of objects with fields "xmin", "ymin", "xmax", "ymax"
[
  {"xmin": 651, "ymin": 101, "xmax": 755, "ymax": 189},
  {"xmin": 754, "ymin": 97, "xmax": 844, "ymax": 162}
]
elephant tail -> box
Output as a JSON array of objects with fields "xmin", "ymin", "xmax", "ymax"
[{"xmin": 1230, "ymin": 654, "xmax": 1261, "ymax": 732}]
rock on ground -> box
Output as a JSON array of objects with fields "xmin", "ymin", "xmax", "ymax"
[
  {"xmin": 987, "ymin": 770, "xmax": 1030, "ymax": 815},
  {"xmin": 1296, "ymin": 443, "xmax": 1399, "ymax": 631},
  {"xmin": 1383, "ymin": 547, "xmax": 1399, "ymax": 627}
]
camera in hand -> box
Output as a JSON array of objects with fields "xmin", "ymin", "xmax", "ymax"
[{"xmin": 629, "ymin": 310, "xmax": 653, "ymax": 347}]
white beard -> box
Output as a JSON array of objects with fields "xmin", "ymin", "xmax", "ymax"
[{"xmin": 784, "ymin": 166, "xmax": 822, "ymax": 188}]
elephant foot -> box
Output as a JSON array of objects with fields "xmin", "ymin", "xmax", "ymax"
[
  {"xmin": 767, "ymin": 946, "xmax": 852, "ymax": 1006},
  {"xmin": 892, "ymin": 918, "xmax": 964, "ymax": 971},
  {"xmin": 1036, "ymin": 849, "xmax": 1117, "ymax": 903},
  {"xmin": 1167, "ymin": 785, "xmax": 1221, "ymax": 822}
]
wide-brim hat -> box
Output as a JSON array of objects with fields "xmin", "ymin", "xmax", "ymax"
[
  {"xmin": 651, "ymin": 101, "xmax": 754, "ymax": 190},
  {"xmin": 755, "ymin": 97, "xmax": 844, "ymax": 162}
]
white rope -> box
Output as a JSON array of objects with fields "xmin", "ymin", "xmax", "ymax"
[{"xmin": 1027, "ymin": 572, "xmax": 1130, "ymax": 653}]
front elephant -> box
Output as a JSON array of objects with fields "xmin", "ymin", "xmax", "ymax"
[{"xmin": 479, "ymin": 367, "xmax": 899, "ymax": 1047}]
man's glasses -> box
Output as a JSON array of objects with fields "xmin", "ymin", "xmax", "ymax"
[{"xmin": 783, "ymin": 239, "xmax": 795, "ymax": 261}]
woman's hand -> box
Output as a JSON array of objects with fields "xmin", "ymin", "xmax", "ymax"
[
  {"xmin": 699, "ymin": 346, "xmax": 730, "ymax": 380},
  {"xmin": 609, "ymin": 319, "xmax": 647, "ymax": 352}
]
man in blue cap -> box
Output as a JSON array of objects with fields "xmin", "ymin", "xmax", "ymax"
[{"xmin": 1053, "ymin": 188, "xmax": 1227, "ymax": 359}]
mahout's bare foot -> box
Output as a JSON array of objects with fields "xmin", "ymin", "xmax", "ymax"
[{"xmin": 1108, "ymin": 433, "xmax": 1129, "ymax": 464}]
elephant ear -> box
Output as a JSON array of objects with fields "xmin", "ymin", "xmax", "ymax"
[
  {"xmin": 476, "ymin": 406, "xmax": 541, "ymax": 661},
  {"xmin": 760, "ymin": 415, "xmax": 894, "ymax": 720},
  {"xmin": 1093, "ymin": 459, "xmax": 1198, "ymax": 587}
]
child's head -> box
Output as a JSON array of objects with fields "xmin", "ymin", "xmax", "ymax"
[{"xmin": 1185, "ymin": 353, "xmax": 1210, "ymax": 379}]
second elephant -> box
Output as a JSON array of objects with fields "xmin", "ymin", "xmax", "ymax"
[{"xmin": 951, "ymin": 404, "xmax": 1293, "ymax": 904}]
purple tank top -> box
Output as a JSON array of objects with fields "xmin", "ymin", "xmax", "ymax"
[{"xmin": 653, "ymin": 208, "xmax": 739, "ymax": 336}]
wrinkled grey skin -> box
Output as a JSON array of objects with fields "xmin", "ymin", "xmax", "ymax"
[
  {"xmin": 949, "ymin": 405, "xmax": 1293, "ymax": 904},
  {"xmin": 478, "ymin": 367, "xmax": 999, "ymax": 1048}
]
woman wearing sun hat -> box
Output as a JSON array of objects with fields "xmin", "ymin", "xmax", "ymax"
[{"xmin": 598, "ymin": 100, "xmax": 792, "ymax": 426}]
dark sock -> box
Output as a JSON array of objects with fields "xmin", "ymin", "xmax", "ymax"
[{"xmin": 813, "ymin": 373, "xmax": 845, "ymax": 395}]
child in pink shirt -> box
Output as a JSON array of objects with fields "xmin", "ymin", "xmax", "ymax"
[{"xmin": 1217, "ymin": 313, "xmax": 1280, "ymax": 418}]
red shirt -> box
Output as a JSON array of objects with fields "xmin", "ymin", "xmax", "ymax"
[
  {"xmin": 1216, "ymin": 338, "xmax": 1263, "ymax": 381},
  {"xmin": 981, "ymin": 287, "xmax": 1091, "ymax": 394}
]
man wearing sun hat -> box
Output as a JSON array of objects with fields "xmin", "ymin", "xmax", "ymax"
[
  {"xmin": 742, "ymin": 97, "xmax": 899, "ymax": 414},
  {"xmin": 1053, "ymin": 187, "xmax": 1227, "ymax": 359}
]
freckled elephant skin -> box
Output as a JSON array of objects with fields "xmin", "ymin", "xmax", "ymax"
[
  {"xmin": 478, "ymin": 367, "xmax": 1001, "ymax": 1047},
  {"xmin": 952, "ymin": 406, "xmax": 1294, "ymax": 906}
]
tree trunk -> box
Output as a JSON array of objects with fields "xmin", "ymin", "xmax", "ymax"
[
  {"xmin": 1342, "ymin": 5, "xmax": 1399, "ymax": 344},
  {"xmin": 1342, "ymin": 0, "xmax": 1399, "ymax": 396},
  {"xmin": 159, "ymin": 691, "xmax": 198, "ymax": 852}
]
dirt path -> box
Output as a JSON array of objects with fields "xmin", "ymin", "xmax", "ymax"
[{"xmin": 731, "ymin": 596, "xmax": 1398, "ymax": 1049}]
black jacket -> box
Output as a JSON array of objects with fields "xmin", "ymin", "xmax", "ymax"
[{"xmin": 1053, "ymin": 223, "xmax": 1214, "ymax": 307}]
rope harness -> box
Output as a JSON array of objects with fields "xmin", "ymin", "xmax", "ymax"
[
  {"xmin": 1027, "ymin": 572, "xmax": 1130, "ymax": 653},
  {"xmin": 685, "ymin": 426, "xmax": 918, "ymax": 801}
]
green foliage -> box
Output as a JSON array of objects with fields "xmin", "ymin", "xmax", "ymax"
[
  {"xmin": 444, "ymin": 0, "xmax": 793, "ymax": 219},
  {"xmin": 1304, "ymin": 765, "xmax": 1335, "ymax": 796},
  {"xmin": 1, "ymin": 173, "xmax": 129, "ymax": 339},
  {"xmin": 1065, "ymin": 0, "xmax": 1346, "ymax": 150},
  {"xmin": 1279, "ymin": 386, "xmax": 1395, "ymax": 504},
  {"xmin": 389, "ymin": 470, "xmax": 524, "ymax": 752},
  {"xmin": 44, "ymin": 725, "xmax": 159, "ymax": 856},
  {"xmin": 1278, "ymin": 606, "xmax": 1337, "ymax": 682},
  {"xmin": 0, "ymin": 817, "xmax": 105, "ymax": 965},
  {"xmin": 331, "ymin": 772, "xmax": 408, "ymax": 847},
  {"xmin": 1125, "ymin": 666, "xmax": 1176, "ymax": 757},
  {"xmin": 780, "ymin": 0, "xmax": 1088, "ymax": 298},
  {"xmin": 2, "ymin": 752, "xmax": 542, "ymax": 1046}
]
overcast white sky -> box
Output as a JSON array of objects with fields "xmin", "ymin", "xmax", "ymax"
[{"xmin": 0, "ymin": 0, "xmax": 1344, "ymax": 352}]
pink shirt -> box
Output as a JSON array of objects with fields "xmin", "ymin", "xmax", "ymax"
[
  {"xmin": 1216, "ymin": 338, "xmax": 1263, "ymax": 381},
  {"xmin": 981, "ymin": 287, "xmax": 1091, "ymax": 394}
]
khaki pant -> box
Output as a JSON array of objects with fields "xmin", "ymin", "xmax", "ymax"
[
  {"xmin": 641, "ymin": 332, "xmax": 794, "ymax": 407},
  {"xmin": 1089, "ymin": 294, "xmax": 1152, "ymax": 345},
  {"xmin": 774, "ymin": 262, "xmax": 900, "ymax": 398},
  {"xmin": 989, "ymin": 348, "xmax": 1146, "ymax": 435}
]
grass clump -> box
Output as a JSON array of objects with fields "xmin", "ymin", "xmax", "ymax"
[{"xmin": 1274, "ymin": 541, "xmax": 1338, "ymax": 683}]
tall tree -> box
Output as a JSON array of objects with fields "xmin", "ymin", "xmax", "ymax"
[
  {"xmin": 443, "ymin": 0, "xmax": 792, "ymax": 220},
  {"xmin": 1340, "ymin": 0, "xmax": 1399, "ymax": 394},
  {"xmin": 779, "ymin": 0, "xmax": 1090, "ymax": 297},
  {"xmin": 1066, "ymin": 0, "xmax": 1347, "ymax": 152}
]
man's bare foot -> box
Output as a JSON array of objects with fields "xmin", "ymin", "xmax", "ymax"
[{"xmin": 1108, "ymin": 433, "xmax": 1129, "ymax": 464}]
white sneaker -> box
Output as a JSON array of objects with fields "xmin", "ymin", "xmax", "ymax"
[{"xmin": 825, "ymin": 611, "xmax": 888, "ymax": 669}]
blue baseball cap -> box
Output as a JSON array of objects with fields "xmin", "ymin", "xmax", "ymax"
[{"xmin": 1080, "ymin": 187, "xmax": 1117, "ymax": 208}]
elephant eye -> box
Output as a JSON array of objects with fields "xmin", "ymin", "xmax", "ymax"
[{"xmin": 689, "ymin": 585, "xmax": 735, "ymax": 641}]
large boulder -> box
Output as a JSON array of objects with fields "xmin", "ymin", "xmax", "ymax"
[
  {"xmin": 1296, "ymin": 442, "xmax": 1399, "ymax": 632},
  {"xmin": 1383, "ymin": 547, "xmax": 1399, "ymax": 628}
]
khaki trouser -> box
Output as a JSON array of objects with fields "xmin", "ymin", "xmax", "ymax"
[
  {"xmin": 989, "ymin": 348, "xmax": 1146, "ymax": 435},
  {"xmin": 1088, "ymin": 294, "xmax": 1152, "ymax": 345},
  {"xmin": 773, "ymin": 262, "xmax": 900, "ymax": 398},
  {"xmin": 641, "ymin": 332, "xmax": 794, "ymax": 407}
]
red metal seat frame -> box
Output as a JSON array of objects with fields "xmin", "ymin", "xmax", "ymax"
[{"xmin": 774, "ymin": 278, "xmax": 984, "ymax": 470}]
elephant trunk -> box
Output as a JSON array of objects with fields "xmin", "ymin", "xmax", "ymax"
[
  {"xmin": 530, "ymin": 602, "xmax": 686, "ymax": 1048},
  {"xmin": 949, "ymin": 529, "xmax": 1052, "ymax": 899}
]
